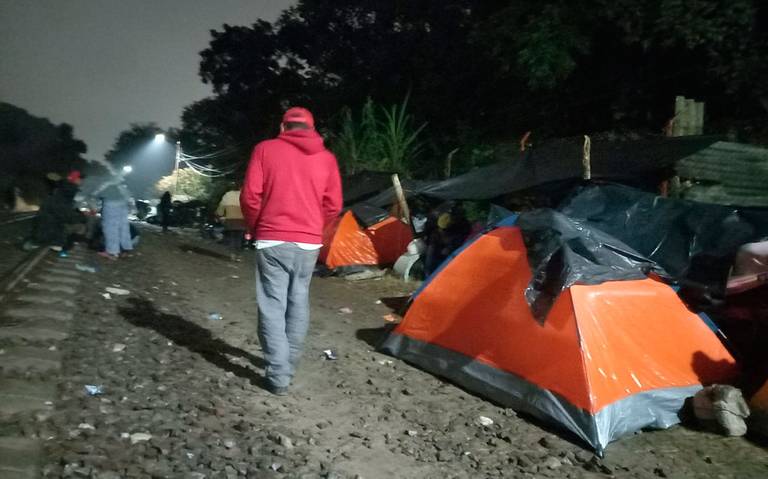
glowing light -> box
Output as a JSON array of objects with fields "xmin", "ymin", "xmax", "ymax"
[
  {"xmin": 153, "ymin": 133, "xmax": 166, "ymax": 143},
  {"xmin": 122, "ymin": 165, "xmax": 133, "ymax": 174}
]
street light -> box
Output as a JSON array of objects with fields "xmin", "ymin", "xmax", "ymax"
[{"xmin": 148, "ymin": 133, "xmax": 182, "ymax": 194}]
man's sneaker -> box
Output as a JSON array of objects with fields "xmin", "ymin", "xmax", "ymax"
[
  {"xmin": 263, "ymin": 379, "xmax": 289, "ymax": 396},
  {"xmin": 269, "ymin": 385, "xmax": 289, "ymax": 396}
]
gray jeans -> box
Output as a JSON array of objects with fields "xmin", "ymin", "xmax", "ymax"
[{"xmin": 255, "ymin": 243, "xmax": 319, "ymax": 388}]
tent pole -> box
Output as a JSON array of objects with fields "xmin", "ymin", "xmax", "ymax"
[
  {"xmin": 391, "ymin": 174, "xmax": 411, "ymax": 225},
  {"xmin": 582, "ymin": 135, "xmax": 592, "ymax": 180}
]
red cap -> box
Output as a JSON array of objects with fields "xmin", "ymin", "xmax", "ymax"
[
  {"xmin": 67, "ymin": 170, "xmax": 82, "ymax": 184},
  {"xmin": 282, "ymin": 107, "xmax": 315, "ymax": 128}
]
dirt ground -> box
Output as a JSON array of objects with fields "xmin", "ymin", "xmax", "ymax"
[{"xmin": 34, "ymin": 226, "xmax": 768, "ymax": 478}]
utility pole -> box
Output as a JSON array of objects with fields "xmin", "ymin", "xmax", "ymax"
[{"xmin": 173, "ymin": 140, "xmax": 181, "ymax": 196}]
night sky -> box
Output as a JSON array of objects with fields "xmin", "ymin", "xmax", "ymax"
[{"xmin": 0, "ymin": 0, "xmax": 292, "ymax": 161}]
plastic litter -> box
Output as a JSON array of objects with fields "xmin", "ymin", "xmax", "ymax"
[
  {"xmin": 112, "ymin": 343, "xmax": 126, "ymax": 353},
  {"xmin": 208, "ymin": 313, "xmax": 222, "ymax": 321},
  {"xmin": 693, "ymin": 385, "xmax": 750, "ymax": 436},
  {"xmin": 322, "ymin": 349, "xmax": 338, "ymax": 360},
  {"xmin": 105, "ymin": 287, "xmax": 130, "ymax": 296},
  {"xmin": 75, "ymin": 264, "xmax": 97, "ymax": 273},
  {"xmin": 129, "ymin": 432, "xmax": 152, "ymax": 444},
  {"xmin": 338, "ymin": 307, "xmax": 353, "ymax": 314},
  {"xmin": 102, "ymin": 293, "xmax": 111, "ymax": 300},
  {"xmin": 474, "ymin": 416, "xmax": 494, "ymax": 427},
  {"xmin": 84, "ymin": 385, "xmax": 104, "ymax": 396}
]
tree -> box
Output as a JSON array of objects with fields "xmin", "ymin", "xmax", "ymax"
[
  {"xmin": 154, "ymin": 168, "xmax": 213, "ymax": 201},
  {"xmin": 475, "ymin": 0, "xmax": 768, "ymax": 133},
  {"xmin": 0, "ymin": 102, "xmax": 87, "ymax": 204},
  {"xmin": 179, "ymin": 97, "xmax": 251, "ymax": 173},
  {"xmin": 183, "ymin": 0, "xmax": 768, "ymax": 180},
  {"xmin": 105, "ymin": 123, "xmax": 165, "ymax": 167},
  {"xmin": 184, "ymin": 1, "xmax": 485, "ymax": 174}
]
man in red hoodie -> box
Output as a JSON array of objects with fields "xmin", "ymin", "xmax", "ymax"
[{"xmin": 241, "ymin": 107, "xmax": 343, "ymax": 395}]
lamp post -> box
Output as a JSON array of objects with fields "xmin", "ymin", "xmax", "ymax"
[{"xmin": 173, "ymin": 140, "xmax": 181, "ymax": 196}]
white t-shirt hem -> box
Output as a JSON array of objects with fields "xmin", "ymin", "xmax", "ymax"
[{"xmin": 255, "ymin": 240, "xmax": 322, "ymax": 251}]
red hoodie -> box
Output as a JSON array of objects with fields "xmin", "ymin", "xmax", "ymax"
[{"xmin": 240, "ymin": 129, "xmax": 343, "ymax": 244}]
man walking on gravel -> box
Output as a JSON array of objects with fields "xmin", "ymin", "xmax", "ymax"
[{"xmin": 241, "ymin": 107, "xmax": 342, "ymax": 395}]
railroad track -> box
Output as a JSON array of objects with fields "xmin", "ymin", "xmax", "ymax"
[
  {"xmin": 0, "ymin": 212, "xmax": 38, "ymax": 285},
  {"xmin": 0, "ymin": 212, "xmax": 36, "ymax": 226},
  {"xmin": 0, "ymin": 247, "xmax": 50, "ymax": 304},
  {"xmin": 0, "ymin": 239, "xmax": 83, "ymax": 478}
]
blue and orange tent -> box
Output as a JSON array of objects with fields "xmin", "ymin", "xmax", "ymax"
[
  {"xmin": 320, "ymin": 205, "xmax": 412, "ymax": 271},
  {"xmin": 380, "ymin": 211, "xmax": 738, "ymax": 453}
]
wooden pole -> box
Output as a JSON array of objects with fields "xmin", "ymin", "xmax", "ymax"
[
  {"xmin": 673, "ymin": 96, "xmax": 686, "ymax": 137},
  {"xmin": 444, "ymin": 148, "xmax": 459, "ymax": 179},
  {"xmin": 694, "ymin": 101, "xmax": 705, "ymax": 135},
  {"xmin": 684, "ymin": 98, "xmax": 696, "ymax": 136},
  {"xmin": 582, "ymin": 135, "xmax": 592, "ymax": 180},
  {"xmin": 391, "ymin": 174, "xmax": 411, "ymax": 225},
  {"xmin": 520, "ymin": 131, "xmax": 532, "ymax": 152}
]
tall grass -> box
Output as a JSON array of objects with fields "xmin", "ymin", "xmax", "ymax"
[
  {"xmin": 331, "ymin": 96, "xmax": 426, "ymax": 177},
  {"xmin": 378, "ymin": 95, "xmax": 427, "ymax": 176}
]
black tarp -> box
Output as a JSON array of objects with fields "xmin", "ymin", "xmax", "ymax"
[
  {"xmin": 341, "ymin": 171, "xmax": 394, "ymax": 206},
  {"xmin": 517, "ymin": 208, "xmax": 662, "ymax": 320},
  {"xmin": 350, "ymin": 203, "xmax": 390, "ymax": 228},
  {"xmin": 558, "ymin": 184, "xmax": 768, "ymax": 294},
  {"xmin": 361, "ymin": 136, "xmax": 720, "ymax": 207},
  {"xmin": 492, "ymin": 183, "xmax": 768, "ymax": 319}
]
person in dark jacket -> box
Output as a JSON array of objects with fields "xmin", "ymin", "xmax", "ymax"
[
  {"xmin": 159, "ymin": 191, "xmax": 172, "ymax": 232},
  {"xmin": 25, "ymin": 170, "xmax": 84, "ymax": 251},
  {"xmin": 241, "ymin": 107, "xmax": 343, "ymax": 395},
  {"xmin": 423, "ymin": 202, "xmax": 472, "ymax": 276}
]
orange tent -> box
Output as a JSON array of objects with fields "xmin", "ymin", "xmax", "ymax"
[
  {"xmin": 320, "ymin": 211, "xmax": 413, "ymax": 270},
  {"xmin": 381, "ymin": 224, "xmax": 738, "ymax": 453}
]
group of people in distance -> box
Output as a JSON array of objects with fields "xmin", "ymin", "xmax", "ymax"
[{"xmin": 23, "ymin": 168, "xmax": 138, "ymax": 260}]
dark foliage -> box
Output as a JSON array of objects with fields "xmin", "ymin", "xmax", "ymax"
[
  {"xmin": 181, "ymin": 0, "xmax": 768, "ymax": 177},
  {"xmin": 0, "ymin": 102, "xmax": 88, "ymax": 203}
]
